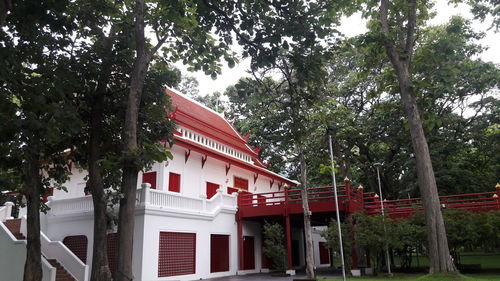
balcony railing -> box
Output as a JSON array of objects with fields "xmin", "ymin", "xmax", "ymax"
[{"xmin": 47, "ymin": 187, "xmax": 237, "ymax": 217}]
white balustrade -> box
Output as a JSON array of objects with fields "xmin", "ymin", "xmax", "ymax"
[
  {"xmin": 0, "ymin": 201, "xmax": 14, "ymax": 222},
  {"xmin": 148, "ymin": 189, "xmax": 204, "ymax": 210},
  {"xmin": 48, "ymin": 196, "xmax": 93, "ymax": 216}
]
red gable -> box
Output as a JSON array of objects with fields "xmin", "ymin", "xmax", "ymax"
[
  {"xmin": 165, "ymin": 88, "xmax": 295, "ymax": 186},
  {"xmin": 165, "ymin": 88, "xmax": 257, "ymax": 158}
]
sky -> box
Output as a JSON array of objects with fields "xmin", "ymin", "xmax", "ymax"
[{"xmin": 175, "ymin": 1, "xmax": 499, "ymax": 96}]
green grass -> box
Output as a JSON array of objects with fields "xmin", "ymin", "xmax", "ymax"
[
  {"xmin": 394, "ymin": 254, "xmax": 500, "ymax": 269},
  {"xmin": 319, "ymin": 273, "xmax": 500, "ymax": 281}
]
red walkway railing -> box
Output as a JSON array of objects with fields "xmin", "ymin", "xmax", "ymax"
[{"xmin": 237, "ymin": 180, "xmax": 500, "ymax": 219}]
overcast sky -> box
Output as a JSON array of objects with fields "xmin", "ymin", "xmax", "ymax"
[{"xmin": 175, "ymin": 1, "xmax": 499, "ymax": 96}]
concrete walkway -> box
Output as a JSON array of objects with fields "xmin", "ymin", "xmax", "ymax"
[{"xmin": 204, "ymin": 271, "xmax": 341, "ymax": 281}]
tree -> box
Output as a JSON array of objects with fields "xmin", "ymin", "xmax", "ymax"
[
  {"xmin": 0, "ymin": 1, "xmax": 80, "ymax": 280},
  {"xmin": 115, "ymin": 1, "xmax": 237, "ymax": 279},
  {"xmin": 377, "ymin": 0, "xmax": 456, "ymax": 272}
]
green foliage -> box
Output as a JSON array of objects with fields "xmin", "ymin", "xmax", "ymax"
[
  {"xmin": 321, "ymin": 219, "xmax": 354, "ymax": 270},
  {"xmin": 262, "ymin": 221, "xmax": 287, "ymax": 272}
]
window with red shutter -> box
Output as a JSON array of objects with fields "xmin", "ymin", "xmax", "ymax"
[
  {"xmin": 233, "ymin": 176, "xmax": 248, "ymax": 191},
  {"xmin": 168, "ymin": 172, "xmax": 181, "ymax": 192},
  {"xmin": 227, "ymin": 187, "xmax": 238, "ymax": 194},
  {"xmin": 206, "ymin": 182, "xmax": 219, "ymax": 199},
  {"xmin": 142, "ymin": 171, "xmax": 157, "ymax": 189},
  {"xmin": 210, "ymin": 234, "xmax": 229, "ymax": 273},
  {"xmin": 158, "ymin": 232, "xmax": 196, "ymax": 277}
]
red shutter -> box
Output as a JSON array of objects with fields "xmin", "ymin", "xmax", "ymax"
[
  {"xmin": 42, "ymin": 187, "xmax": 54, "ymax": 203},
  {"xmin": 168, "ymin": 173, "xmax": 181, "ymax": 192},
  {"xmin": 142, "ymin": 172, "xmax": 157, "ymax": 189},
  {"xmin": 234, "ymin": 177, "xmax": 248, "ymax": 191},
  {"xmin": 63, "ymin": 235, "xmax": 88, "ymax": 264},
  {"xmin": 158, "ymin": 232, "xmax": 196, "ymax": 277},
  {"xmin": 227, "ymin": 187, "xmax": 238, "ymax": 194},
  {"xmin": 206, "ymin": 182, "xmax": 219, "ymax": 199},
  {"xmin": 319, "ymin": 242, "xmax": 330, "ymax": 264},
  {"xmin": 210, "ymin": 234, "xmax": 229, "ymax": 273}
]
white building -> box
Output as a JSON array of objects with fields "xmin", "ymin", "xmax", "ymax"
[{"xmin": 0, "ymin": 89, "xmax": 331, "ymax": 281}]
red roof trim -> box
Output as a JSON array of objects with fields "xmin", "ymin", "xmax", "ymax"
[
  {"xmin": 175, "ymin": 109, "xmax": 254, "ymax": 151},
  {"xmin": 175, "ymin": 119, "xmax": 258, "ymax": 157},
  {"xmin": 174, "ymin": 137, "xmax": 295, "ymax": 186}
]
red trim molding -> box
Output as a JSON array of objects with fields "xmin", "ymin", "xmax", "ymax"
[{"xmin": 174, "ymin": 138, "xmax": 295, "ymax": 186}]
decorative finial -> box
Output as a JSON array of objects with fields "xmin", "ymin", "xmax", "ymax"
[
  {"xmin": 344, "ymin": 177, "xmax": 350, "ymax": 182},
  {"xmin": 374, "ymin": 194, "xmax": 379, "ymax": 198},
  {"xmin": 493, "ymin": 194, "xmax": 499, "ymax": 198},
  {"xmin": 357, "ymin": 185, "xmax": 364, "ymax": 190},
  {"xmin": 496, "ymin": 183, "xmax": 500, "ymax": 189}
]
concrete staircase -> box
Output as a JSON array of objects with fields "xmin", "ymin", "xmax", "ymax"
[
  {"xmin": 3, "ymin": 218, "xmax": 76, "ymax": 281},
  {"xmin": 47, "ymin": 259, "xmax": 76, "ymax": 281}
]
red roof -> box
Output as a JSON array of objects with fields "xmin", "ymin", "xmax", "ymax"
[
  {"xmin": 165, "ymin": 88, "xmax": 294, "ymax": 186},
  {"xmin": 166, "ymin": 88, "xmax": 257, "ymax": 157}
]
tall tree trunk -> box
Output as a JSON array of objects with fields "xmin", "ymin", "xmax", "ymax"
[
  {"xmin": 88, "ymin": 93, "xmax": 113, "ymax": 281},
  {"xmin": 88, "ymin": 27, "xmax": 116, "ymax": 281},
  {"xmin": 23, "ymin": 146, "xmax": 42, "ymax": 281},
  {"xmin": 298, "ymin": 147, "xmax": 315, "ymax": 279},
  {"xmin": 399, "ymin": 84, "xmax": 455, "ymax": 273},
  {"xmin": 379, "ymin": 0, "xmax": 456, "ymax": 273},
  {"xmin": 116, "ymin": 0, "xmax": 149, "ymax": 280}
]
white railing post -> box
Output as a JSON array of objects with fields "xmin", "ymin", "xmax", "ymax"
[
  {"xmin": 141, "ymin": 183, "xmax": 151, "ymax": 206},
  {"xmin": 199, "ymin": 194, "xmax": 207, "ymax": 211},
  {"xmin": 4, "ymin": 202, "xmax": 14, "ymax": 220},
  {"xmin": 217, "ymin": 189, "xmax": 224, "ymax": 206}
]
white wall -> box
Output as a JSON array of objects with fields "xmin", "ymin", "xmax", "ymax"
[
  {"xmin": 139, "ymin": 209, "xmax": 239, "ymax": 281},
  {"xmin": 150, "ymin": 145, "xmax": 287, "ymax": 198},
  {"xmin": 0, "ymin": 222, "xmax": 55, "ymax": 281},
  {"xmin": 312, "ymin": 226, "xmax": 329, "ymax": 267}
]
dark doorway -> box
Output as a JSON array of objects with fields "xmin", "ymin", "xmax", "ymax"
[
  {"xmin": 292, "ymin": 239, "xmax": 300, "ymax": 267},
  {"xmin": 211, "ymin": 234, "xmax": 230, "ymax": 272},
  {"xmin": 243, "ymin": 236, "xmax": 255, "ymax": 270}
]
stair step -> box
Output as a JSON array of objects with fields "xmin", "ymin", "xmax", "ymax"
[
  {"xmin": 4, "ymin": 218, "xmax": 21, "ymax": 235},
  {"xmin": 47, "ymin": 259, "xmax": 76, "ymax": 281}
]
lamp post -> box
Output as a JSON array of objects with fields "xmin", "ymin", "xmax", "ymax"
[
  {"xmin": 374, "ymin": 162, "xmax": 392, "ymax": 277},
  {"xmin": 327, "ymin": 124, "xmax": 346, "ymax": 281}
]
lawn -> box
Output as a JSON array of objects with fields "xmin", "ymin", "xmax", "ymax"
[
  {"xmin": 394, "ymin": 254, "xmax": 500, "ymax": 270},
  {"xmin": 319, "ymin": 273, "xmax": 500, "ymax": 281}
]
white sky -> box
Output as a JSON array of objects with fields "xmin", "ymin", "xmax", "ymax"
[{"xmin": 175, "ymin": 1, "xmax": 499, "ymax": 96}]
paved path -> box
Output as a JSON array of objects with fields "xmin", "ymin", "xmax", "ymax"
[{"xmin": 204, "ymin": 272, "xmax": 341, "ymax": 281}]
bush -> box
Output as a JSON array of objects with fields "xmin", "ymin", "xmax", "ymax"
[{"xmin": 262, "ymin": 221, "xmax": 287, "ymax": 272}]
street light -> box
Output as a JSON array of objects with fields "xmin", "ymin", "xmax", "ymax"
[
  {"xmin": 327, "ymin": 124, "xmax": 346, "ymax": 281},
  {"xmin": 374, "ymin": 162, "xmax": 393, "ymax": 277}
]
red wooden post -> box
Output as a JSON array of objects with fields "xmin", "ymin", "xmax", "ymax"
[
  {"xmin": 285, "ymin": 186, "xmax": 289, "ymax": 205},
  {"xmin": 344, "ymin": 177, "xmax": 352, "ymax": 213},
  {"xmin": 238, "ymin": 218, "xmax": 244, "ymax": 271},
  {"xmin": 495, "ymin": 183, "xmax": 500, "ymax": 209},
  {"xmin": 285, "ymin": 214, "xmax": 293, "ymax": 270}
]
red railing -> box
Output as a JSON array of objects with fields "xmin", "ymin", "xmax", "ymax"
[
  {"xmin": 237, "ymin": 181, "xmax": 500, "ymax": 218},
  {"xmin": 364, "ymin": 191, "xmax": 499, "ymax": 218}
]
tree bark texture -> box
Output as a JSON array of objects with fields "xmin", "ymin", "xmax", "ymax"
[
  {"xmin": 379, "ymin": 0, "xmax": 456, "ymax": 273},
  {"xmin": 88, "ymin": 93, "xmax": 113, "ymax": 281},
  {"xmin": 299, "ymin": 148, "xmax": 315, "ymax": 279},
  {"xmin": 23, "ymin": 147, "xmax": 42, "ymax": 281},
  {"xmin": 88, "ymin": 27, "xmax": 116, "ymax": 281},
  {"xmin": 116, "ymin": 0, "xmax": 150, "ymax": 280}
]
